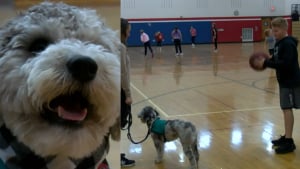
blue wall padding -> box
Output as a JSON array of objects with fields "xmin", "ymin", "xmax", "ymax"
[{"xmin": 127, "ymin": 21, "xmax": 212, "ymax": 46}]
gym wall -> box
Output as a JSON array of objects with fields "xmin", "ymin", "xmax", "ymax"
[{"xmin": 121, "ymin": 0, "xmax": 291, "ymax": 46}]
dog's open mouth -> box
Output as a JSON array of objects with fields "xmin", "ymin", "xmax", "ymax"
[{"xmin": 42, "ymin": 92, "xmax": 90, "ymax": 125}]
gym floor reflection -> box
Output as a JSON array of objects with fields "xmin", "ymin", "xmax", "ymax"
[{"xmin": 121, "ymin": 43, "xmax": 300, "ymax": 169}]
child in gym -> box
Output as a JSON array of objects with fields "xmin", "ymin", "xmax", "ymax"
[{"xmin": 257, "ymin": 17, "xmax": 300, "ymax": 154}]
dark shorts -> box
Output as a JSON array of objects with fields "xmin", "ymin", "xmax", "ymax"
[{"xmin": 280, "ymin": 86, "xmax": 300, "ymax": 109}]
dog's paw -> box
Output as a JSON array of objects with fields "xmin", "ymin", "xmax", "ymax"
[{"xmin": 154, "ymin": 158, "xmax": 163, "ymax": 164}]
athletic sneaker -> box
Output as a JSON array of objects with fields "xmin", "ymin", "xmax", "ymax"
[
  {"xmin": 272, "ymin": 135, "xmax": 286, "ymax": 146},
  {"xmin": 121, "ymin": 154, "xmax": 135, "ymax": 167},
  {"xmin": 275, "ymin": 138, "xmax": 296, "ymax": 154}
]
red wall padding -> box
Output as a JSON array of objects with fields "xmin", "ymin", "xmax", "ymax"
[{"xmin": 213, "ymin": 19, "xmax": 262, "ymax": 43}]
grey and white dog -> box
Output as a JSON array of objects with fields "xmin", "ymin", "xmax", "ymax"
[
  {"xmin": 138, "ymin": 106, "xmax": 199, "ymax": 169},
  {"xmin": 0, "ymin": 2, "xmax": 120, "ymax": 169}
]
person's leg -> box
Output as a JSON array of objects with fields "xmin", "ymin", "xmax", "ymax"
[
  {"xmin": 191, "ymin": 37, "xmax": 195, "ymax": 47},
  {"xmin": 148, "ymin": 42, "xmax": 153, "ymax": 57},
  {"xmin": 144, "ymin": 42, "xmax": 147, "ymax": 56},
  {"xmin": 280, "ymin": 88, "xmax": 294, "ymax": 138},
  {"xmin": 274, "ymin": 87, "xmax": 296, "ymax": 154},
  {"xmin": 275, "ymin": 108, "xmax": 296, "ymax": 154},
  {"xmin": 121, "ymin": 89, "xmax": 129, "ymax": 129},
  {"xmin": 283, "ymin": 109, "xmax": 294, "ymax": 138},
  {"xmin": 178, "ymin": 40, "xmax": 182, "ymax": 54},
  {"xmin": 148, "ymin": 43, "xmax": 153, "ymax": 53},
  {"xmin": 158, "ymin": 42, "xmax": 162, "ymax": 53},
  {"xmin": 284, "ymin": 86, "xmax": 300, "ymax": 138},
  {"xmin": 174, "ymin": 39, "xmax": 179, "ymax": 54},
  {"xmin": 214, "ymin": 39, "xmax": 218, "ymax": 50},
  {"xmin": 159, "ymin": 45, "xmax": 162, "ymax": 53}
]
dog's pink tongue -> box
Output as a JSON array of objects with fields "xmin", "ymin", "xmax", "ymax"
[{"xmin": 58, "ymin": 106, "xmax": 87, "ymax": 121}]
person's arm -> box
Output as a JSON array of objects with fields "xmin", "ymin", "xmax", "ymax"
[
  {"xmin": 120, "ymin": 44, "xmax": 131, "ymax": 100},
  {"xmin": 146, "ymin": 33, "xmax": 150, "ymax": 42},
  {"xmin": 140, "ymin": 34, "xmax": 143, "ymax": 43},
  {"xmin": 264, "ymin": 43, "xmax": 293, "ymax": 69},
  {"xmin": 179, "ymin": 30, "xmax": 182, "ymax": 41},
  {"xmin": 264, "ymin": 37, "xmax": 268, "ymax": 51}
]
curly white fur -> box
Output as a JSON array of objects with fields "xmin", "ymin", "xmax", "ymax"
[{"xmin": 0, "ymin": 2, "xmax": 120, "ymax": 168}]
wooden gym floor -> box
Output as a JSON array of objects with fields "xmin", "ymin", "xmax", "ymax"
[{"xmin": 121, "ymin": 43, "xmax": 300, "ymax": 169}]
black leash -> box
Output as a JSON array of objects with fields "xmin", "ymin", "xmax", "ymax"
[{"xmin": 121, "ymin": 111, "xmax": 151, "ymax": 144}]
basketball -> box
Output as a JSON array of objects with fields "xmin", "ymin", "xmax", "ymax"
[{"xmin": 249, "ymin": 51, "xmax": 269, "ymax": 71}]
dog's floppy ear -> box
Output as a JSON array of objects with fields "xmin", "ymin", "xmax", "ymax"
[
  {"xmin": 137, "ymin": 111, "xmax": 143, "ymax": 118},
  {"xmin": 153, "ymin": 109, "xmax": 160, "ymax": 117},
  {"xmin": 138, "ymin": 106, "xmax": 147, "ymax": 119}
]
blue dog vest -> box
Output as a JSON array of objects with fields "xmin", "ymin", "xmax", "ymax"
[{"xmin": 151, "ymin": 118, "xmax": 167, "ymax": 135}]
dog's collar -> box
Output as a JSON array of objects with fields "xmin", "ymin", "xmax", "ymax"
[
  {"xmin": 0, "ymin": 124, "xmax": 108, "ymax": 168},
  {"xmin": 0, "ymin": 124, "xmax": 55, "ymax": 167}
]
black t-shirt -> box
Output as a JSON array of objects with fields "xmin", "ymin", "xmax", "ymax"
[{"xmin": 264, "ymin": 36, "xmax": 300, "ymax": 87}]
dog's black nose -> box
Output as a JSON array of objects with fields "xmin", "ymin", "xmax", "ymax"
[{"xmin": 67, "ymin": 55, "xmax": 98, "ymax": 82}]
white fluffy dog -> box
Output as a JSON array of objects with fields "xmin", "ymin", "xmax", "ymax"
[
  {"xmin": 138, "ymin": 106, "xmax": 199, "ymax": 169},
  {"xmin": 0, "ymin": 2, "xmax": 120, "ymax": 169}
]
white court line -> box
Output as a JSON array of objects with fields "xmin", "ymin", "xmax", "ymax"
[
  {"xmin": 170, "ymin": 106, "xmax": 280, "ymax": 117},
  {"xmin": 131, "ymin": 83, "xmax": 169, "ymax": 117}
]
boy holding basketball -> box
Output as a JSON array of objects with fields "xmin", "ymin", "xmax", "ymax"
[{"xmin": 257, "ymin": 17, "xmax": 300, "ymax": 154}]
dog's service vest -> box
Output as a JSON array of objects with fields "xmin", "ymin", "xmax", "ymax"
[{"xmin": 151, "ymin": 118, "xmax": 167, "ymax": 135}]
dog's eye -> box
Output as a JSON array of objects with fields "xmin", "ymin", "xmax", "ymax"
[{"xmin": 28, "ymin": 38, "xmax": 51, "ymax": 54}]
